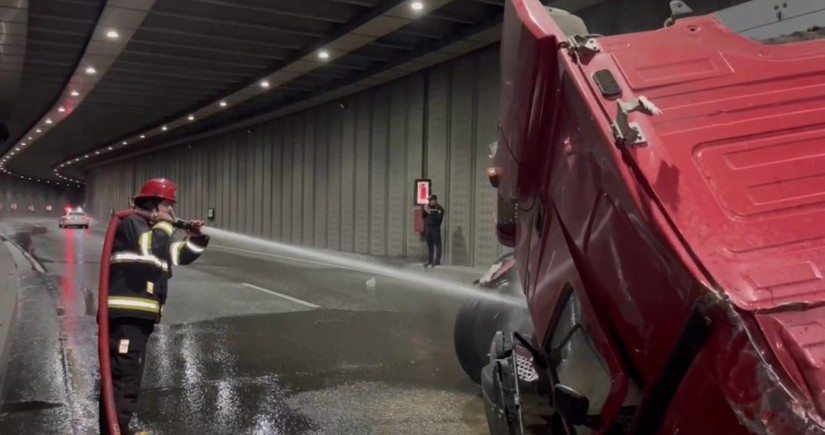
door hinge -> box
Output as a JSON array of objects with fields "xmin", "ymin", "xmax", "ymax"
[
  {"xmin": 566, "ymin": 35, "xmax": 601, "ymax": 58},
  {"xmin": 612, "ymin": 96, "xmax": 661, "ymax": 146}
]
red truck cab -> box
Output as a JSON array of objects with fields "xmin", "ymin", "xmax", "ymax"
[{"xmin": 485, "ymin": 1, "xmax": 825, "ymax": 434}]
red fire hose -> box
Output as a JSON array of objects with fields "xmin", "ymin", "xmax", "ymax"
[
  {"xmin": 98, "ymin": 209, "xmax": 142, "ymax": 435},
  {"xmin": 98, "ymin": 210, "xmax": 196, "ymax": 434}
]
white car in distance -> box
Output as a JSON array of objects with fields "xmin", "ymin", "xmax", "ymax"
[{"xmin": 59, "ymin": 210, "xmax": 90, "ymax": 229}]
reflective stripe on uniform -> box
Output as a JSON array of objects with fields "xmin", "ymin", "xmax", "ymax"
[
  {"xmin": 111, "ymin": 252, "xmax": 169, "ymax": 272},
  {"xmin": 108, "ymin": 296, "xmax": 160, "ymax": 314},
  {"xmin": 153, "ymin": 221, "xmax": 174, "ymax": 235},
  {"xmin": 139, "ymin": 231, "xmax": 152, "ymax": 256},
  {"xmin": 185, "ymin": 240, "xmax": 205, "ymax": 254},
  {"xmin": 170, "ymin": 241, "xmax": 185, "ymax": 266}
]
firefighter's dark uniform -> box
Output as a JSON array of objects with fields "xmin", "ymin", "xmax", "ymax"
[
  {"xmin": 423, "ymin": 204, "xmax": 445, "ymax": 265},
  {"xmin": 100, "ymin": 214, "xmax": 208, "ymax": 434}
]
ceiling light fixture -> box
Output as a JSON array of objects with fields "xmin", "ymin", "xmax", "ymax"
[
  {"xmin": 260, "ymin": 80, "xmax": 270, "ymax": 88},
  {"xmin": 45, "ymin": 118, "xmax": 53, "ymax": 124},
  {"xmin": 122, "ymin": 141, "xmax": 127, "ymax": 145},
  {"xmin": 20, "ymin": 142, "xmax": 25, "ymax": 146},
  {"xmin": 318, "ymin": 50, "xmax": 330, "ymax": 60},
  {"xmin": 85, "ymin": 66, "xmax": 96, "ymax": 75},
  {"xmin": 219, "ymin": 101, "xmax": 227, "ymax": 107},
  {"xmin": 140, "ymin": 134, "xmax": 145, "ymax": 139},
  {"xmin": 58, "ymin": 106, "xmax": 66, "ymax": 112},
  {"xmin": 35, "ymin": 129, "xmax": 41, "ymax": 133},
  {"xmin": 161, "ymin": 126, "xmax": 168, "ymax": 131},
  {"xmin": 106, "ymin": 30, "xmax": 119, "ymax": 39},
  {"xmin": 188, "ymin": 115, "xmax": 195, "ymax": 121},
  {"xmin": 411, "ymin": 1, "xmax": 424, "ymax": 11},
  {"xmin": 71, "ymin": 90, "xmax": 80, "ymax": 97},
  {"xmin": 108, "ymin": 146, "xmax": 113, "ymax": 150}
]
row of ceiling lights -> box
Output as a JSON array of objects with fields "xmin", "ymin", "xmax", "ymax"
[
  {"xmin": 3, "ymin": 0, "xmax": 429, "ymax": 188},
  {"xmin": 0, "ymin": 28, "xmax": 123, "ymax": 187}
]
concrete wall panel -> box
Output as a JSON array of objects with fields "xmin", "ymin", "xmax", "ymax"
[
  {"xmin": 327, "ymin": 105, "xmax": 342, "ymax": 250},
  {"xmin": 241, "ymin": 135, "xmax": 254, "ymax": 236},
  {"xmin": 314, "ymin": 106, "xmax": 328, "ymax": 248},
  {"xmin": 270, "ymin": 120, "xmax": 283, "ymax": 240},
  {"xmin": 353, "ymin": 93, "xmax": 371, "ymax": 254},
  {"xmin": 222, "ymin": 138, "xmax": 232, "ymax": 231},
  {"xmin": 302, "ymin": 111, "xmax": 315, "ymax": 245},
  {"xmin": 229, "ymin": 134, "xmax": 240, "ymax": 232},
  {"xmin": 405, "ymin": 75, "xmax": 425, "ymax": 259},
  {"xmin": 281, "ymin": 119, "xmax": 293, "ymax": 241},
  {"xmin": 340, "ymin": 101, "xmax": 355, "ymax": 252},
  {"xmin": 387, "ymin": 81, "xmax": 407, "ymax": 257},
  {"xmin": 370, "ymin": 86, "xmax": 389, "ymax": 256},
  {"xmin": 291, "ymin": 114, "xmax": 304, "ymax": 243},
  {"xmin": 448, "ymin": 56, "xmax": 476, "ymax": 266},
  {"xmin": 260, "ymin": 122, "xmax": 273, "ymax": 239}
]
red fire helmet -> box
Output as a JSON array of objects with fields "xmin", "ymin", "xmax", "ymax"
[{"xmin": 134, "ymin": 178, "xmax": 177, "ymax": 203}]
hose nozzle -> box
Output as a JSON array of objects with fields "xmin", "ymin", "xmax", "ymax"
[{"xmin": 172, "ymin": 218, "xmax": 196, "ymax": 231}]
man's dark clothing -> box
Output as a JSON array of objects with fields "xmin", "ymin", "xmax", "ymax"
[
  {"xmin": 423, "ymin": 204, "xmax": 445, "ymax": 265},
  {"xmin": 100, "ymin": 214, "xmax": 208, "ymax": 434},
  {"xmin": 108, "ymin": 216, "xmax": 208, "ymax": 322},
  {"xmin": 99, "ymin": 319, "xmax": 154, "ymax": 435}
]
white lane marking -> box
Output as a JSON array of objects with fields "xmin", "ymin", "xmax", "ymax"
[
  {"xmin": 240, "ymin": 282, "xmax": 320, "ymax": 309},
  {"xmin": 212, "ymin": 244, "xmax": 351, "ymax": 270}
]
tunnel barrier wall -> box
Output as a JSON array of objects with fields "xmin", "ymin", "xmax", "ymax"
[
  {"xmin": 0, "ymin": 174, "xmax": 84, "ymax": 218},
  {"xmin": 86, "ymin": 46, "xmax": 506, "ymax": 268},
  {"xmin": 0, "ymin": 238, "xmax": 18, "ymax": 396}
]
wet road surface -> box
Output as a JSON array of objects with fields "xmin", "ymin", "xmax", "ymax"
[{"xmin": 0, "ymin": 218, "xmax": 490, "ymax": 434}]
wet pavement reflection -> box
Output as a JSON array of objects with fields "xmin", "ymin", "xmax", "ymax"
[{"xmin": 0, "ymin": 219, "xmax": 489, "ymax": 434}]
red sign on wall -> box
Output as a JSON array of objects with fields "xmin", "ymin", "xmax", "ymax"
[{"xmin": 415, "ymin": 179, "xmax": 431, "ymax": 206}]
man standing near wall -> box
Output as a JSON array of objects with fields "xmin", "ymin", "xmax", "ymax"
[{"xmin": 422, "ymin": 194, "xmax": 445, "ymax": 267}]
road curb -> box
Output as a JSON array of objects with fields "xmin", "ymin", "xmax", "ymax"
[{"xmin": 0, "ymin": 236, "xmax": 18, "ymax": 398}]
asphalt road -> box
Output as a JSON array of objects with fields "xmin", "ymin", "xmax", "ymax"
[{"xmin": 0, "ymin": 218, "xmax": 490, "ymax": 435}]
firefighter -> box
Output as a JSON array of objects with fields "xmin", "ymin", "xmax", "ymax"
[
  {"xmin": 422, "ymin": 194, "xmax": 445, "ymax": 267},
  {"xmin": 99, "ymin": 178, "xmax": 208, "ymax": 435}
]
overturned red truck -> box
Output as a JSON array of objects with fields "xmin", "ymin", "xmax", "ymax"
[{"xmin": 480, "ymin": 0, "xmax": 825, "ymax": 433}]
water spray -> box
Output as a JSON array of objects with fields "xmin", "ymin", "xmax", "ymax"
[{"xmin": 202, "ymin": 227, "xmax": 525, "ymax": 307}]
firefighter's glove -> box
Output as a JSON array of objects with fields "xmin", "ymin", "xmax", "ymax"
[{"xmin": 188, "ymin": 220, "xmax": 205, "ymax": 236}]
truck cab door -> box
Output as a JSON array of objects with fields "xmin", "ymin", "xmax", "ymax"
[{"xmin": 530, "ymin": 208, "xmax": 637, "ymax": 434}]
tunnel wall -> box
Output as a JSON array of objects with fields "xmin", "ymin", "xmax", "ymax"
[
  {"xmin": 0, "ymin": 174, "xmax": 83, "ymax": 218},
  {"xmin": 86, "ymin": 46, "xmax": 504, "ymax": 268}
]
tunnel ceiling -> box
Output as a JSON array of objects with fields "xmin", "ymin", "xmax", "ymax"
[
  {"xmin": 2, "ymin": 0, "xmax": 104, "ymax": 167},
  {"xmin": 0, "ymin": 0, "xmax": 516, "ymax": 184}
]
